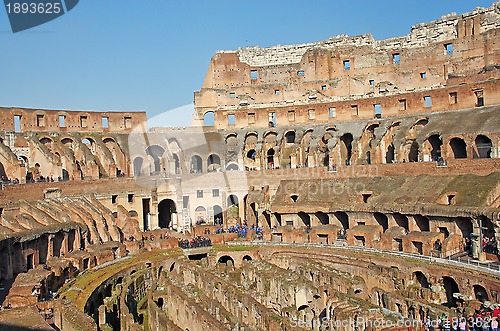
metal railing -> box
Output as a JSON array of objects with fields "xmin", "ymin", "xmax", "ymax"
[{"xmin": 227, "ymin": 241, "xmax": 500, "ymax": 276}]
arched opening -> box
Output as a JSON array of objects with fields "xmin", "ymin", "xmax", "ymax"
[
  {"xmin": 393, "ymin": 213, "xmax": 409, "ymax": 232},
  {"xmin": 145, "ymin": 145, "xmax": 165, "ymax": 175},
  {"xmin": 242, "ymin": 255, "xmax": 252, "ymax": 262},
  {"xmin": 156, "ymin": 297, "xmax": 164, "ymax": 309},
  {"xmin": 0, "ymin": 162, "xmax": 7, "ymax": 181},
  {"xmin": 226, "ymin": 163, "xmax": 239, "ymax": 171},
  {"xmin": 172, "ymin": 154, "xmax": 180, "ymax": 174},
  {"xmin": 414, "ymin": 214, "xmax": 430, "ymax": 232},
  {"xmin": 413, "ymin": 271, "xmax": 429, "ymax": 288},
  {"xmin": 203, "ymin": 111, "xmax": 214, "ymax": 126},
  {"xmin": 298, "ymin": 212, "xmax": 311, "ymax": 227},
  {"xmin": 157, "ymin": 266, "xmax": 163, "ymax": 279},
  {"xmin": 52, "ymin": 232, "xmax": 64, "ymax": 257},
  {"xmin": 217, "ymin": 255, "xmax": 235, "ymax": 273},
  {"xmin": 340, "ymin": 133, "xmax": 353, "ymax": 165},
  {"xmin": 128, "ymin": 210, "xmax": 139, "ymax": 218},
  {"xmin": 285, "ymin": 131, "xmax": 296, "ymax": 143},
  {"xmin": 249, "ymin": 202, "xmax": 258, "ymax": 226},
  {"xmin": 427, "ymin": 134, "xmax": 443, "ymax": 161},
  {"xmin": 207, "ymin": 154, "xmax": 221, "ymax": 172},
  {"xmin": 190, "ymin": 155, "xmax": 203, "ymax": 173},
  {"xmin": 67, "ymin": 229, "xmax": 76, "ymax": 252},
  {"xmin": 246, "ymin": 149, "xmax": 257, "ymax": 160},
  {"xmin": 267, "ymin": 148, "xmax": 275, "ymax": 169},
  {"xmin": 442, "ymin": 276, "xmax": 460, "ymax": 307},
  {"xmin": 133, "ymin": 157, "xmax": 143, "ymax": 177},
  {"xmin": 213, "ymin": 205, "xmax": 223, "ymax": 225},
  {"xmin": 333, "ymin": 211, "xmax": 349, "ymax": 230},
  {"xmin": 315, "ymin": 212, "xmax": 329, "ymax": 225},
  {"xmin": 227, "ymin": 195, "xmax": 238, "ymax": 207},
  {"xmin": 474, "ymin": 135, "xmax": 492, "ymax": 158},
  {"xmin": 374, "ymin": 212, "xmax": 389, "ymax": 232},
  {"xmin": 408, "ymin": 140, "xmax": 419, "ymax": 162},
  {"xmin": 456, "ymin": 217, "xmax": 473, "ymax": 239},
  {"xmin": 386, "ymin": 143, "xmax": 395, "ymax": 163},
  {"xmin": 158, "ymin": 199, "xmax": 176, "ymax": 229},
  {"xmin": 473, "ymin": 284, "xmax": 489, "ymax": 302},
  {"xmin": 449, "ymin": 138, "xmax": 467, "ymax": 159},
  {"xmin": 38, "ymin": 235, "xmax": 48, "ymax": 264},
  {"xmin": 194, "ymin": 206, "xmax": 207, "ymax": 225}
]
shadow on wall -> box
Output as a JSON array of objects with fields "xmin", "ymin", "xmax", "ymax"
[{"xmin": 0, "ymin": 324, "xmax": 52, "ymax": 331}]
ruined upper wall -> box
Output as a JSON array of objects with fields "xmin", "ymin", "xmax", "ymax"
[
  {"xmin": 226, "ymin": 3, "xmax": 499, "ymax": 67},
  {"xmin": 194, "ymin": 2, "xmax": 500, "ymax": 129},
  {"xmin": 0, "ymin": 107, "xmax": 147, "ymax": 134}
]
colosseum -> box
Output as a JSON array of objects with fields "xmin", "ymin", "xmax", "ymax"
[{"xmin": 0, "ymin": 3, "xmax": 499, "ymax": 331}]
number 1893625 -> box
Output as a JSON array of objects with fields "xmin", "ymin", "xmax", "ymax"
[{"xmin": 6, "ymin": 2, "xmax": 62, "ymax": 14}]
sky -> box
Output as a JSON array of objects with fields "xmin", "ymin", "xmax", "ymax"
[{"xmin": 0, "ymin": 0, "xmax": 496, "ymax": 127}]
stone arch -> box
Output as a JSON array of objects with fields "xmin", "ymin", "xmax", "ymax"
[
  {"xmin": 0, "ymin": 162, "xmax": 6, "ymax": 180},
  {"xmin": 145, "ymin": 145, "xmax": 165, "ymax": 174},
  {"xmin": 449, "ymin": 137, "xmax": 467, "ymax": 159},
  {"xmin": 456, "ymin": 217, "xmax": 473, "ymax": 239},
  {"xmin": 227, "ymin": 194, "xmax": 238, "ymax": 207},
  {"xmin": 408, "ymin": 140, "xmax": 419, "ymax": 162},
  {"xmin": 425, "ymin": 134, "xmax": 443, "ymax": 161},
  {"xmin": 133, "ymin": 157, "xmax": 143, "ymax": 176},
  {"xmin": 442, "ymin": 276, "xmax": 460, "ymax": 307},
  {"xmin": 244, "ymin": 132, "xmax": 258, "ymax": 147},
  {"xmin": 315, "ymin": 212, "xmax": 329, "ymax": 225},
  {"xmin": 333, "ymin": 211, "xmax": 349, "ymax": 230},
  {"xmin": 393, "ymin": 213, "xmax": 409, "ymax": 232},
  {"xmin": 386, "ymin": 143, "xmax": 395, "ymax": 163},
  {"xmin": 414, "ymin": 214, "xmax": 430, "ymax": 232},
  {"xmin": 474, "ymin": 135, "xmax": 492, "ymax": 158},
  {"xmin": 473, "ymin": 284, "xmax": 489, "ymax": 302},
  {"xmin": 203, "ymin": 111, "xmax": 214, "ymax": 126},
  {"xmin": 298, "ymin": 212, "xmax": 311, "ymax": 227},
  {"xmin": 217, "ymin": 255, "xmax": 235, "ymax": 272},
  {"xmin": 340, "ymin": 133, "xmax": 353, "ymax": 165},
  {"xmin": 40, "ymin": 136, "xmax": 53, "ymax": 146},
  {"xmin": 207, "ymin": 154, "xmax": 221, "ymax": 172},
  {"xmin": 213, "ymin": 205, "xmax": 223, "ymax": 225},
  {"xmin": 194, "ymin": 206, "xmax": 207, "ymax": 224},
  {"xmin": 225, "ymin": 133, "xmax": 238, "ymax": 146},
  {"xmin": 158, "ymin": 199, "xmax": 176, "ymax": 229},
  {"xmin": 226, "ymin": 163, "xmax": 239, "ymax": 171},
  {"xmin": 285, "ymin": 130, "xmax": 296, "ymax": 144},
  {"xmin": 190, "ymin": 155, "xmax": 203, "ymax": 173},
  {"xmin": 246, "ymin": 149, "xmax": 257, "ymax": 160},
  {"xmin": 374, "ymin": 212, "xmax": 389, "ymax": 231},
  {"xmin": 103, "ymin": 137, "xmax": 127, "ymax": 176},
  {"xmin": 242, "ymin": 255, "xmax": 252, "ymax": 262},
  {"xmin": 413, "ymin": 271, "xmax": 429, "ymax": 288},
  {"xmin": 266, "ymin": 148, "xmax": 275, "ymax": 169}
]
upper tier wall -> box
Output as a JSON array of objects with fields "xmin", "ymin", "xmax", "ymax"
[
  {"xmin": 194, "ymin": 2, "xmax": 500, "ymax": 129},
  {"xmin": 0, "ymin": 107, "xmax": 147, "ymax": 133}
]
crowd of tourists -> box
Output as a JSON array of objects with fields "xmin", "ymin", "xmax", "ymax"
[
  {"xmin": 483, "ymin": 237, "xmax": 498, "ymax": 255},
  {"xmin": 178, "ymin": 236, "xmax": 212, "ymax": 249},
  {"xmin": 424, "ymin": 304, "xmax": 500, "ymax": 331},
  {"xmin": 215, "ymin": 223, "xmax": 263, "ymax": 238}
]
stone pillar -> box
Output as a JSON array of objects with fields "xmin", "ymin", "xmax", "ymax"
[{"xmin": 47, "ymin": 234, "xmax": 54, "ymax": 258}]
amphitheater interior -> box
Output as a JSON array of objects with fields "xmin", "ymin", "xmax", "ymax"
[{"xmin": 0, "ymin": 3, "xmax": 500, "ymax": 331}]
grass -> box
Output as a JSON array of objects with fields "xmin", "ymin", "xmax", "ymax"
[{"xmin": 212, "ymin": 244, "xmax": 259, "ymax": 252}]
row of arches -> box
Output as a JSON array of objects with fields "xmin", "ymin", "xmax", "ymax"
[{"xmin": 130, "ymin": 129, "xmax": 495, "ymax": 178}]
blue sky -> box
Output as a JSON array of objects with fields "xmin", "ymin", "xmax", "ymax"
[{"xmin": 0, "ymin": 0, "xmax": 495, "ymax": 127}]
